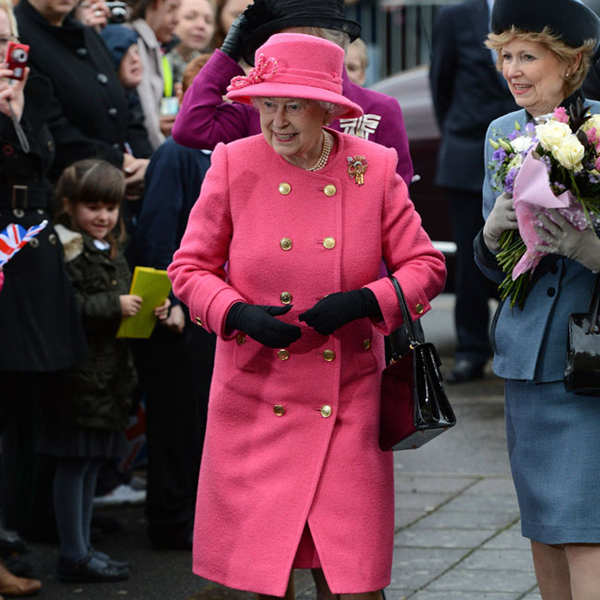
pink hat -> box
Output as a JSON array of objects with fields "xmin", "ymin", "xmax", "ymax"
[{"xmin": 226, "ymin": 33, "xmax": 363, "ymax": 119}]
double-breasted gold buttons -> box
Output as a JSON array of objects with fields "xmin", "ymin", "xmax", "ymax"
[
  {"xmin": 273, "ymin": 404, "xmax": 286, "ymax": 416},
  {"xmin": 323, "ymin": 349, "xmax": 336, "ymax": 362},
  {"xmin": 277, "ymin": 349, "xmax": 290, "ymax": 361},
  {"xmin": 320, "ymin": 405, "xmax": 332, "ymax": 418},
  {"xmin": 278, "ymin": 182, "xmax": 291, "ymax": 195},
  {"xmin": 280, "ymin": 237, "xmax": 293, "ymax": 251},
  {"xmin": 323, "ymin": 237, "xmax": 336, "ymax": 250},
  {"xmin": 415, "ymin": 303, "xmax": 425, "ymax": 315},
  {"xmin": 236, "ymin": 333, "xmax": 246, "ymax": 344},
  {"xmin": 323, "ymin": 184, "xmax": 336, "ymax": 197},
  {"xmin": 362, "ymin": 338, "xmax": 372, "ymax": 351},
  {"xmin": 280, "ymin": 291, "xmax": 292, "ymax": 305}
]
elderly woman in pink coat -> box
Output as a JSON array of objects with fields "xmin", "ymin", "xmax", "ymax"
[{"xmin": 168, "ymin": 32, "xmax": 446, "ymax": 600}]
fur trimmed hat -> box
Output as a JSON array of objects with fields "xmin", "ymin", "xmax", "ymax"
[
  {"xmin": 491, "ymin": 0, "xmax": 600, "ymax": 50},
  {"xmin": 239, "ymin": 0, "xmax": 360, "ymax": 66}
]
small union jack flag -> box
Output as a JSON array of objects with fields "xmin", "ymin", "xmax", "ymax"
[{"xmin": 0, "ymin": 220, "xmax": 48, "ymax": 267}]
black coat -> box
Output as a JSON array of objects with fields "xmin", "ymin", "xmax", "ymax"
[
  {"xmin": 0, "ymin": 97, "xmax": 87, "ymax": 372},
  {"xmin": 60, "ymin": 229, "xmax": 136, "ymax": 431},
  {"xmin": 429, "ymin": 0, "xmax": 518, "ymax": 192},
  {"xmin": 14, "ymin": 0, "xmax": 151, "ymax": 181}
]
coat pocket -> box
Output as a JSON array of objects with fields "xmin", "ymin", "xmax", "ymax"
[{"xmin": 233, "ymin": 334, "xmax": 276, "ymax": 374}]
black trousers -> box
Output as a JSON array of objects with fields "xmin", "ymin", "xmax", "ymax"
[
  {"xmin": 446, "ymin": 187, "xmax": 496, "ymax": 365},
  {"xmin": 1, "ymin": 372, "xmax": 58, "ymax": 540},
  {"xmin": 132, "ymin": 321, "xmax": 215, "ymax": 545}
]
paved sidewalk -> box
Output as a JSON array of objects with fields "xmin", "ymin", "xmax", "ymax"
[{"xmin": 24, "ymin": 295, "xmax": 540, "ymax": 599}]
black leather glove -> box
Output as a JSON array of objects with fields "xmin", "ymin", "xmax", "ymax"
[
  {"xmin": 226, "ymin": 302, "xmax": 301, "ymax": 348},
  {"xmin": 220, "ymin": 14, "xmax": 248, "ymax": 61},
  {"xmin": 299, "ymin": 289, "xmax": 382, "ymax": 336}
]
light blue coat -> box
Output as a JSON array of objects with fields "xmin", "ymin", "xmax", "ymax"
[{"xmin": 475, "ymin": 100, "xmax": 600, "ymax": 382}]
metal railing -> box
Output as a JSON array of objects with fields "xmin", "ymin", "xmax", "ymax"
[{"xmin": 344, "ymin": 1, "xmax": 447, "ymax": 81}]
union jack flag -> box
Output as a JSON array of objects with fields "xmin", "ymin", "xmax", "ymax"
[{"xmin": 0, "ymin": 220, "xmax": 48, "ymax": 267}]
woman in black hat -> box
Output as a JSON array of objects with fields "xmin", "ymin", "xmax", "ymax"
[
  {"xmin": 474, "ymin": 1, "xmax": 600, "ymax": 597},
  {"xmin": 171, "ymin": 0, "xmax": 414, "ymax": 187}
]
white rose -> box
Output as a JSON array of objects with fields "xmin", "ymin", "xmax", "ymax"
[
  {"xmin": 551, "ymin": 133, "xmax": 585, "ymax": 171},
  {"xmin": 581, "ymin": 114, "xmax": 600, "ymax": 133},
  {"xmin": 511, "ymin": 135, "xmax": 535, "ymax": 153},
  {"xmin": 536, "ymin": 121, "xmax": 572, "ymax": 151}
]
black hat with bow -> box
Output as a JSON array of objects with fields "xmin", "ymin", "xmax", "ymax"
[
  {"xmin": 240, "ymin": 0, "xmax": 361, "ymax": 65},
  {"xmin": 491, "ymin": 0, "xmax": 600, "ymax": 50}
]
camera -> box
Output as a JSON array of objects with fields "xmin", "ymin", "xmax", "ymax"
[
  {"xmin": 4, "ymin": 42, "xmax": 29, "ymax": 81},
  {"xmin": 106, "ymin": 0, "xmax": 129, "ymax": 24}
]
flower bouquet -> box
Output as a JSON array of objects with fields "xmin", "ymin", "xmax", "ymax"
[{"xmin": 488, "ymin": 100, "xmax": 600, "ymax": 309}]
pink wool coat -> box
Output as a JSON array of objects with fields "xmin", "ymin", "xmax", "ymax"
[{"xmin": 168, "ymin": 129, "xmax": 446, "ymax": 597}]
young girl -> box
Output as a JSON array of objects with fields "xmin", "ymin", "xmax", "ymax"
[{"xmin": 44, "ymin": 159, "xmax": 169, "ymax": 583}]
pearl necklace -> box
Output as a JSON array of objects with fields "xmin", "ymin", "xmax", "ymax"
[{"xmin": 307, "ymin": 131, "xmax": 333, "ymax": 171}]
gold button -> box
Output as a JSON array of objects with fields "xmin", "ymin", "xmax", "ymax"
[
  {"xmin": 111, "ymin": 279, "xmax": 118, "ymax": 286},
  {"xmin": 277, "ymin": 349, "xmax": 290, "ymax": 361},
  {"xmin": 415, "ymin": 303, "xmax": 425, "ymax": 315},
  {"xmin": 280, "ymin": 237, "xmax": 293, "ymax": 251},
  {"xmin": 323, "ymin": 184, "xmax": 336, "ymax": 197},
  {"xmin": 320, "ymin": 405, "xmax": 332, "ymax": 418},
  {"xmin": 362, "ymin": 338, "xmax": 372, "ymax": 351},
  {"xmin": 236, "ymin": 333, "xmax": 246, "ymax": 344},
  {"xmin": 273, "ymin": 404, "xmax": 286, "ymax": 417},
  {"xmin": 48, "ymin": 233, "xmax": 57, "ymax": 245},
  {"xmin": 195, "ymin": 316, "xmax": 203, "ymax": 327},
  {"xmin": 278, "ymin": 182, "xmax": 291, "ymax": 195},
  {"xmin": 323, "ymin": 349, "xmax": 336, "ymax": 362},
  {"xmin": 323, "ymin": 237, "xmax": 336, "ymax": 250},
  {"xmin": 280, "ymin": 291, "xmax": 292, "ymax": 305},
  {"xmin": 29, "ymin": 237, "xmax": 39, "ymax": 248}
]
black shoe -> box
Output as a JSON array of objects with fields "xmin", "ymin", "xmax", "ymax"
[
  {"xmin": 90, "ymin": 548, "xmax": 130, "ymax": 571},
  {"xmin": 57, "ymin": 554, "xmax": 129, "ymax": 583},
  {"xmin": 446, "ymin": 359, "xmax": 485, "ymax": 384},
  {"xmin": 0, "ymin": 529, "xmax": 28, "ymax": 556},
  {"xmin": 4, "ymin": 554, "xmax": 34, "ymax": 578}
]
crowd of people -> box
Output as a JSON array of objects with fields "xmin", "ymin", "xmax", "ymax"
[{"xmin": 1, "ymin": 0, "xmax": 600, "ymax": 598}]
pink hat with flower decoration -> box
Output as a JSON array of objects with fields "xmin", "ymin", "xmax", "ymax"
[{"xmin": 226, "ymin": 33, "xmax": 363, "ymax": 119}]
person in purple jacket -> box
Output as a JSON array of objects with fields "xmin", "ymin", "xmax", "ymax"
[{"xmin": 172, "ymin": 0, "xmax": 414, "ymax": 186}]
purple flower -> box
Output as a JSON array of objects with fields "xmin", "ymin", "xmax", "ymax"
[
  {"xmin": 493, "ymin": 148, "xmax": 507, "ymax": 162},
  {"xmin": 508, "ymin": 131, "xmax": 519, "ymax": 140},
  {"xmin": 525, "ymin": 122, "xmax": 535, "ymax": 135},
  {"xmin": 553, "ymin": 182, "xmax": 566, "ymax": 191},
  {"xmin": 505, "ymin": 167, "xmax": 518, "ymax": 194},
  {"xmin": 540, "ymin": 155, "xmax": 552, "ymax": 173}
]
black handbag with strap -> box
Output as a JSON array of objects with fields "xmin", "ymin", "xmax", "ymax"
[
  {"xmin": 565, "ymin": 273, "xmax": 600, "ymax": 396},
  {"xmin": 379, "ymin": 276, "xmax": 456, "ymax": 451}
]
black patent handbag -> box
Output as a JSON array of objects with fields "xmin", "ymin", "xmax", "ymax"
[
  {"xmin": 565, "ymin": 273, "xmax": 600, "ymax": 396},
  {"xmin": 379, "ymin": 276, "xmax": 456, "ymax": 451}
]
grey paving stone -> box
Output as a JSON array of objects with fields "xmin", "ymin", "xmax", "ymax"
[
  {"xmin": 483, "ymin": 524, "xmax": 530, "ymax": 551},
  {"xmin": 394, "ymin": 474, "xmax": 479, "ymax": 495},
  {"xmin": 411, "ymin": 507, "xmax": 518, "ymax": 530},
  {"xmin": 522, "ymin": 593, "xmax": 542, "ymax": 599},
  {"xmin": 407, "ymin": 592, "xmax": 518, "ymax": 600},
  {"xmin": 461, "ymin": 548, "xmax": 534, "ymax": 572},
  {"xmin": 443, "ymin": 492, "xmax": 519, "ymax": 513},
  {"xmin": 464, "ymin": 477, "xmax": 517, "ymax": 496},
  {"xmin": 396, "ymin": 491, "xmax": 455, "ymax": 511},
  {"xmin": 395, "ymin": 508, "xmax": 431, "ymax": 528},
  {"xmin": 394, "ymin": 527, "xmax": 496, "ymax": 549},
  {"xmin": 390, "ymin": 547, "xmax": 466, "ymax": 589},
  {"xmin": 426, "ymin": 567, "xmax": 537, "ymax": 593}
]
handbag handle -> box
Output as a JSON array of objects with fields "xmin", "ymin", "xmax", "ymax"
[
  {"xmin": 587, "ymin": 273, "xmax": 600, "ymax": 334},
  {"xmin": 388, "ymin": 276, "xmax": 425, "ymax": 353}
]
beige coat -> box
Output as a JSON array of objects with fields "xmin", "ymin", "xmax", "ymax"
[{"xmin": 130, "ymin": 19, "xmax": 165, "ymax": 150}]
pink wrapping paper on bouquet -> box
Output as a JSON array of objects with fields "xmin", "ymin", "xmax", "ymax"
[{"xmin": 511, "ymin": 151, "xmax": 585, "ymax": 279}]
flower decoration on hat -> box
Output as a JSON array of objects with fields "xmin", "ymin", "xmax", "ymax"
[{"xmin": 227, "ymin": 54, "xmax": 279, "ymax": 92}]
